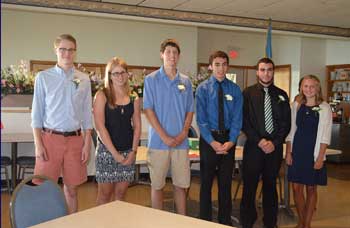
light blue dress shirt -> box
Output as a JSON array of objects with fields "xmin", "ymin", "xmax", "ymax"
[
  {"xmin": 143, "ymin": 66, "xmax": 194, "ymax": 150},
  {"xmin": 31, "ymin": 65, "xmax": 93, "ymax": 131},
  {"xmin": 196, "ymin": 76, "xmax": 243, "ymax": 144}
]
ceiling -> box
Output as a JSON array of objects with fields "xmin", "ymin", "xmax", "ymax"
[{"xmin": 103, "ymin": 0, "xmax": 350, "ymax": 29}]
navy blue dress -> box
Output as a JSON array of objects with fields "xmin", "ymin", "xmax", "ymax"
[{"xmin": 288, "ymin": 104, "xmax": 327, "ymax": 186}]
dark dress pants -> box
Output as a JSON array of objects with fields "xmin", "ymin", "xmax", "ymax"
[
  {"xmin": 240, "ymin": 142, "xmax": 283, "ymax": 228},
  {"xmin": 199, "ymin": 134, "xmax": 235, "ymax": 226}
]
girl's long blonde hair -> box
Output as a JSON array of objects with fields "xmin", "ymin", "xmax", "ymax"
[
  {"xmin": 103, "ymin": 57, "xmax": 130, "ymax": 107},
  {"xmin": 298, "ymin": 74, "xmax": 324, "ymax": 105}
]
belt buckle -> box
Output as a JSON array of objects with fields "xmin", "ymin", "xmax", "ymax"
[{"xmin": 63, "ymin": 131, "xmax": 70, "ymax": 137}]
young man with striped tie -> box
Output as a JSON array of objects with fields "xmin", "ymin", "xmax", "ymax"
[{"xmin": 240, "ymin": 57, "xmax": 291, "ymax": 228}]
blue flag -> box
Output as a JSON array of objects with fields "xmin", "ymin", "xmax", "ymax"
[{"xmin": 265, "ymin": 19, "xmax": 272, "ymax": 58}]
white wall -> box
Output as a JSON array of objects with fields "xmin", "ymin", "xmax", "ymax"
[
  {"xmin": 273, "ymin": 35, "xmax": 302, "ymax": 99},
  {"xmin": 197, "ymin": 28, "xmax": 264, "ymax": 65},
  {"xmin": 197, "ymin": 28, "xmax": 302, "ymax": 98},
  {"xmin": 300, "ymin": 37, "xmax": 327, "ymax": 96},
  {"xmin": 1, "ymin": 9, "xmax": 198, "ymax": 73},
  {"xmin": 326, "ymin": 40, "xmax": 350, "ymax": 65},
  {"xmin": 2, "ymin": 8, "xmax": 350, "ymax": 95}
]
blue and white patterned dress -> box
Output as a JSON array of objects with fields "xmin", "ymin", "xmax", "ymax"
[{"xmin": 95, "ymin": 98, "xmax": 135, "ymax": 183}]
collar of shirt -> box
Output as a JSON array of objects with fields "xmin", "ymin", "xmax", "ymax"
[
  {"xmin": 257, "ymin": 82, "xmax": 275, "ymax": 94},
  {"xmin": 208, "ymin": 75, "xmax": 229, "ymax": 88},
  {"xmin": 54, "ymin": 64, "xmax": 75, "ymax": 80},
  {"xmin": 159, "ymin": 65, "xmax": 180, "ymax": 85}
]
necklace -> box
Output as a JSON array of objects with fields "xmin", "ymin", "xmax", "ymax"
[{"xmin": 119, "ymin": 105, "xmax": 124, "ymax": 115}]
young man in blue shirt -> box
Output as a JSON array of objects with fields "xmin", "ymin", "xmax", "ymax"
[
  {"xmin": 143, "ymin": 39, "xmax": 194, "ymax": 215},
  {"xmin": 31, "ymin": 34, "xmax": 93, "ymax": 214},
  {"xmin": 196, "ymin": 50, "xmax": 243, "ymax": 225}
]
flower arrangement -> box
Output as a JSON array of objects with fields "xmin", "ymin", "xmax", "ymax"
[
  {"xmin": 129, "ymin": 69, "xmax": 146, "ymax": 97},
  {"xmin": 76, "ymin": 63, "xmax": 104, "ymax": 97},
  {"xmin": 1, "ymin": 60, "xmax": 35, "ymax": 97},
  {"xmin": 188, "ymin": 66, "xmax": 210, "ymax": 90}
]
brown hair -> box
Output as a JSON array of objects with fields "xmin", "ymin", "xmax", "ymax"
[
  {"xmin": 298, "ymin": 74, "xmax": 324, "ymax": 105},
  {"xmin": 160, "ymin": 39, "xmax": 180, "ymax": 54},
  {"xmin": 54, "ymin": 34, "xmax": 77, "ymax": 49},
  {"xmin": 103, "ymin": 57, "xmax": 130, "ymax": 107},
  {"xmin": 209, "ymin": 51, "xmax": 229, "ymax": 65},
  {"xmin": 256, "ymin": 57, "xmax": 275, "ymax": 70}
]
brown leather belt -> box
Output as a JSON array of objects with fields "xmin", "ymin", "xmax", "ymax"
[{"xmin": 43, "ymin": 128, "xmax": 81, "ymax": 137}]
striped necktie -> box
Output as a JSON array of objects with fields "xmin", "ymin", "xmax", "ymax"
[{"xmin": 264, "ymin": 87, "xmax": 274, "ymax": 134}]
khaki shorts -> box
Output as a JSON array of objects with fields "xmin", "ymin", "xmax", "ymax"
[
  {"xmin": 147, "ymin": 148, "xmax": 190, "ymax": 190},
  {"xmin": 34, "ymin": 131, "xmax": 87, "ymax": 186}
]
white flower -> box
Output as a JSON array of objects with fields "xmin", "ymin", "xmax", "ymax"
[
  {"xmin": 178, "ymin": 84, "xmax": 186, "ymax": 92},
  {"xmin": 72, "ymin": 78, "xmax": 81, "ymax": 89},
  {"xmin": 225, "ymin": 94, "xmax": 233, "ymax": 101},
  {"xmin": 278, "ymin": 95, "xmax": 286, "ymax": 102},
  {"xmin": 312, "ymin": 107, "xmax": 322, "ymax": 112}
]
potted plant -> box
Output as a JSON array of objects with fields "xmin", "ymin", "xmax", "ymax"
[{"xmin": 1, "ymin": 61, "xmax": 35, "ymax": 108}]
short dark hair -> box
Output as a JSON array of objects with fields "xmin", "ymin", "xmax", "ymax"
[
  {"xmin": 209, "ymin": 51, "xmax": 229, "ymax": 65},
  {"xmin": 256, "ymin": 57, "xmax": 275, "ymax": 70},
  {"xmin": 160, "ymin": 39, "xmax": 180, "ymax": 54}
]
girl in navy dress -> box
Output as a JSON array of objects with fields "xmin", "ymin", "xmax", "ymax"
[
  {"xmin": 286, "ymin": 75, "xmax": 332, "ymax": 228},
  {"xmin": 93, "ymin": 57, "xmax": 141, "ymax": 204}
]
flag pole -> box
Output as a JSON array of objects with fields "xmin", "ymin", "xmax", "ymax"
[{"xmin": 265, "ymin": 18, "xmax": 272, "ymax": 59}]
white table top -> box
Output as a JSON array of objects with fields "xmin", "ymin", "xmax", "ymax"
[
  {"xmin": 30, "ymin": 200, "xmax": 234, "ymax": 228},
  {"xmin": 1, "ymin": 132, "xmax": 34, "ymax": 143}
]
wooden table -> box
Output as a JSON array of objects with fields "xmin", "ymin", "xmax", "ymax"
[
  {"xmin": 1, "ymin": 132, "xmax": 34, "ymax": 188},
  {"xmin": 29, "ymin": 200, "xmax": 235, "ymax": 228}
]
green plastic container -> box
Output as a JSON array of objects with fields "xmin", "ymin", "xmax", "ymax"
[{"xmin": 189, "ymin": 138, "xmax": 199, "ymax": 150}]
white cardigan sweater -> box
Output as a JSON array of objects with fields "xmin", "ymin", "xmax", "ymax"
[{"xmin": 286, "ymin": 101, "xmax": 332, "ymax": 161}]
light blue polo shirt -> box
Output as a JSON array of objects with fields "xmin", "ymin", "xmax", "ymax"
[{"xmin": 143, "ymin": 66, "xmax": 194, "ymax": 150}]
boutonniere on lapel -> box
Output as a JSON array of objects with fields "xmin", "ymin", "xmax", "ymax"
[
  {"xmin": 72, "ymin": 77, "xmax": 81, "ymax": 89},
  {"xmin": 277, "ymin": 95, "xmax": 286, "ymax": 103},
  {"xmin": 225, "ymin": 94, "xmax": 233, "ymax": 101},
  {"xmin": 177, "ymin": 82, "xmax": 186, "ymax": 92}
]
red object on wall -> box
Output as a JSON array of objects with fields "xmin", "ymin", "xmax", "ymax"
[{"xmin": 229, "ymin": 50, "xmax": 238, "ymax": 59}]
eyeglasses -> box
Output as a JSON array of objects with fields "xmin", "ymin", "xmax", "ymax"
[
  {"xmin": 110, "ymin": 71, "xmax": 127, "ymax": 77},
  {"xmin": 58, "ymin": 48, "xmax": 76, "ymax": 53}
]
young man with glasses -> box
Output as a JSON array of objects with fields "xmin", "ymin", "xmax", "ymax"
[
  {"xmin": 143, "ymin": 39, "xmax": 194, "ymax": 215},
  {"xmin": 31, "ymin": 34, "xmax": 93, "ymax": 214},
  {"xmin": 196, "ymin": 50, "xmax": 243, "ymax": 225}
]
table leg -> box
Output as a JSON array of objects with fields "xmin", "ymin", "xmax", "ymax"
[
  {"xmin": 11, "ymin": 142, "xmax": 18, "ymax": 189},
  {"xmin": 280, "ymin": 161, "xmax": 294, "ymax": 216},
  {"xmin": 129, "ymin": 164, "xmax": 150, "ymax": 187}
]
